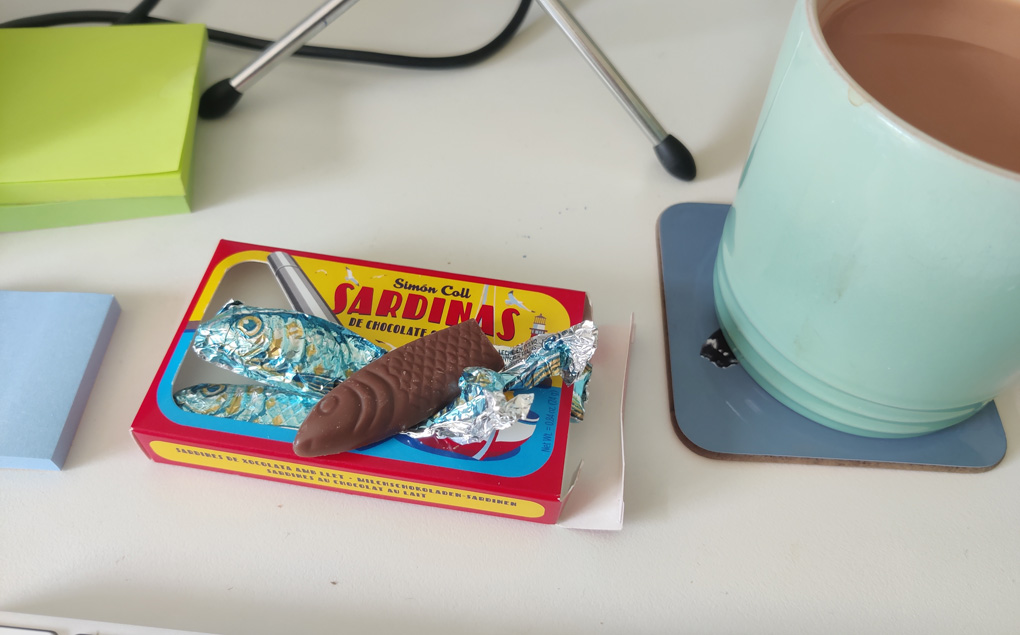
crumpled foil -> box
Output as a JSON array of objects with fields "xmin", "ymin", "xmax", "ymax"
[
  {"xmin": 191, "ymin": 301, "xmax": 384, "ymax": 394},
  {"xmin": 501, "ymin": 320, "xmax": 597, "ymax": 388},
  {"xmin": 410, "ymin": 321, "xmax": 599, "ymax": 438},
  {"xmin": 404, "ymin": 368, "xmax": 535, "ymax": 444},
  {"xmin": 500, "ymin": 319, "xmax": 597, "ymax": 420}
]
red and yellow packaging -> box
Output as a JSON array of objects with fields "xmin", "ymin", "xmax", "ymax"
[{"xmin": 131, "ymin": 240, "xmax": 590, "ymax": 523}]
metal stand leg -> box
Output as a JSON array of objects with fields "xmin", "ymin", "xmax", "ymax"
[
  {"xmin": 199, "ymin": 0, "xmax": 694, "ymax": 180},
  {"xmin": 199, "ymin": 0, "xmax": 362, "ymax": 119},
  {"xmin": 534, "ymin": 0, "xmax": 695, "ymax": 180}
]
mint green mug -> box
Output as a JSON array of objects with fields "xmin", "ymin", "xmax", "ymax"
[{"xmin": 713, "ymin": 0, "xmax": 1020, "ymax": 438}]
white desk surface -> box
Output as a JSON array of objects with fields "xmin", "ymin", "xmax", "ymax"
[{"xmin": 3, "ymin": 1, "xmax": 1019, "ymax": 633}]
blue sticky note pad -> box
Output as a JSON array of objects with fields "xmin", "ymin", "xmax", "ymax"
[{"xmin": 0, "ymin": 291, "xmax": 120, "ymax": 470}]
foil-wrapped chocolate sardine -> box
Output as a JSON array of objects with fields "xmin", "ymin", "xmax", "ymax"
[
  {"xmin": 192, "ymin": 301, "xmax": 384, "ymax": 394},
  {"xmin": 173, "ymin": 383, "xmax": 319, "ymax": 429}
]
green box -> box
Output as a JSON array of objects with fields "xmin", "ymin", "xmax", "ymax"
[{"xmin": 0, "ymin": 23, "xmax": 206, "ymax": 231}]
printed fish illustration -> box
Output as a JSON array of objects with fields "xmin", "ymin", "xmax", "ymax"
[
  {"xmin": 174, "ymin": 383, "xmax": 319, "ymax": 429},
  {"xmin": 191, "ymin": 301, "xmax": 384, "ymax": 394}
]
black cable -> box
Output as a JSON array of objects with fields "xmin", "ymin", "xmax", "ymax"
[
  {"xmin": 0, "ymin": 1, "xmax": 533, "ymax": 69},
  {"xmin": 114, "ymin": 0, "xmax": 160, "ymax": 25}
]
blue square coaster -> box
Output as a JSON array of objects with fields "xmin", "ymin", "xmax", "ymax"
[
  {"xmin": 658, "ymin": 203, "xmax": 1006, "ymax": 471},
  {"xmin": 0, "ymin": 290, "xmax": 120, "ymax": 470}
]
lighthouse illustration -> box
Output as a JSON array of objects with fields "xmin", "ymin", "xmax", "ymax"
[{"xmin": 530, "ymin": 314, "xmax": 547, "ymax": 338}]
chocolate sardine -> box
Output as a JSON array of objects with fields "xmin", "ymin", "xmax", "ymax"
[{"xmin": 293, "ymin": 319, "xmax": 505, "ymax": 457}]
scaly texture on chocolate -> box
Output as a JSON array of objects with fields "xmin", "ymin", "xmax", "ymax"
[{"xmin": 293, "ymin": 320, "xmax": 505, "ymax": 457}]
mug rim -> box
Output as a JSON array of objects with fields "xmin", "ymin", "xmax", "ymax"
[{"xmin": 806, "ymin": 0, "xmax": 1020, "ymax": 182}]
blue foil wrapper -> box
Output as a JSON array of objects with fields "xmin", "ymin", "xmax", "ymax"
[
  {"xmin": 571, "ymin": 363, "xmax": 593, "ymax": 421},
  {"xmin": 191, "ymin": 301, "xmax": 384, "ymax": 394},
  {"xmin": 173, "ymin": 383, "xmax": 318, "ymax": 429}
]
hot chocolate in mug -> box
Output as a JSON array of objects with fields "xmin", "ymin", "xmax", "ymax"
[{"xmin": 713, "ymin": 0, "xmax": 1020, "ymax": 438}]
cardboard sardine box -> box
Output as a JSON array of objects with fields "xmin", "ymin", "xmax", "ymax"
[{"xmin": 131, "ymin": 240, "xmax": 594, "ymax": 524}]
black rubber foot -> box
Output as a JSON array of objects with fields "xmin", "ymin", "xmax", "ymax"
[
  {"xmin": 199, "ymin": 79, "xmax": 243, "ymax": 119},
  {"xmin": 654, "ymin": 134, "xmax": 697, "ymax": 181}
]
